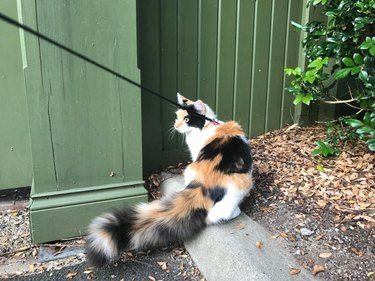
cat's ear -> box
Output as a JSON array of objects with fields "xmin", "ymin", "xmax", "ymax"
[
  {"xmin": 177, "ymin": 93, "xmax": 187, "ymax": 105},
  {"xmin": 193, "ymin": 100, "xmax": 207, "ymax": 115}
]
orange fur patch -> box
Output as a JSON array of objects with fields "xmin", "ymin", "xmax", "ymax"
[{"xmin": 133, "ymin": 187, "xmax": 213, "ymax": 231}]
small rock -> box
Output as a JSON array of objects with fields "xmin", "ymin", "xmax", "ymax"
[{"xmin": 300, "ymin": 228, "xmax": 314, "ymax": 236}]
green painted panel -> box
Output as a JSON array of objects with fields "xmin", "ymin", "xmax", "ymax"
[
  {"xmin": 0, "ymin": 0, "xmax": 32, "ymax": 189},
  {"xmin": 178, "ymin": 0, "xmax": 198, "ymax": 98},
  {"xmin": 32, "ymin": 0, "xmax": 142, "ymax": 190},
  {"xmin": 198, "ymin": 0, "xmax": 218, "ymax": 107},
  {"xmin": 160, "ymin": 0, "xmax": 179, "ymax": 151},
  {"xmin": 249, "ymin": 0, "xmax": 272, "ymax": 137},
  {"xmin": 30, "ymin": 189, "xmax": 147, "ymax": 243},
  {"xmin": 138, "ymin": 0, "xmax": 163, "ymax": 173},
  {"xmin": 282, "ymin": 0, "xmax": 306, "ymax": 125},
  {"xmin": 20, "ymin": 0, "xmax": 146, "ymax": 242},
  {"xmin": 216, "ymin": 0, "xmax": 237, "ymax": 120},
  {"xmin": 266, "ymin": 0, "xmax": 289, "ymax": 132},
  {"xmin": 233, "ymin": 0, "xmax": 255, "ymax": 133},
  {"xmin": 139, "ymin": 0, "xmax": 307, "ymax": 170}
]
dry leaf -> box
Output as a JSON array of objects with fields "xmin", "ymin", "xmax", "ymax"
[
  {"xmin": 65, "ymin": 272, "xmax": 77, "ymax": 279},
  {"xmin": 157, "ymin": 261, "xmax": 167, "ymax": 270},
  {"xmin": 259, "ymin": 207, "xmax": 273, "ymax": 213},
  {"xmin": 289, "ymin": 268, "xmax": 301, "ymax": 275},
  {"xmin": 351, "ymin": 247, "xmax": 364, "ymax": 257},
  {"xmin": 319, "ymin": 252, "xmax": 332, "ymax": 258},
  {"xmin": 256, "ymin": 241, "xmax": 263, "ymax": 250},
  {"xmin": 29, "ymin": 264, "xmax": 35, "ymax": 273},
  {"xmin": 314, "ymin": 233, "xmax": 325, "ymax": 241},
  {"xmin": 234, "ymin": 223, "xmax": 246, "ymax": 230},
  {"xmin": 148, "ymin": 276, "xmax": 156, "ymax": 281},
  {"xmin": 87, "ymin": 273, "xmax": 97, "ymax": 280},
  {"xmin": 367, "ymin": 272, "xmax": 374, "ymax": 277},
  {"xmin": 312, "ymin": 265, "xmax": 325, "ymax": 276}
]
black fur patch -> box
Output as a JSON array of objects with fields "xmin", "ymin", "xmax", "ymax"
[
  {"xmin": 143, "ymin": 208, "xmax": 207, "ymax": 249},
  {"xmin": 197, "ymin": 136, "xmax": 252, "ymax": 174},
  {"xmin": 204, "ymin": 187, "xmax": 226, "ymax": 204},
  {"xmin": 182, "ymin": 105, "xmax": 206, "ymax": 130},
  {"xmin": 107, "ymin": 207, "xmax": 138, "ymax": 251}
]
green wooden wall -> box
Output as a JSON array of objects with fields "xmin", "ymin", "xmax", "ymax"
[
  {"xmin": 139, "ymin": 0, "xmax": 307, "ymax": 172},
  {"xmin": 0, "ymin": 0, "xmax": 32, "ymax": 190},
  {"xmin": 19, "ymin": 0, "xmax": 147, "ymax": 243}
]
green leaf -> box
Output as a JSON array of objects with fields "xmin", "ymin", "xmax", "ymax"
[
  {"xmin": 363, "ymin": 112, "xmax": 371, "ymax": 126},
  {"xmin": 356, "ymin": 126, "xmax": 374, "ymax": 134},
  {"xmin": 316, "ymin": 164, "xmax": 325, "ymax": 172},
  {"xmin": 335, "ymin": 68, "xmax": 351, "ymax": 79},
  {"xmin": 342, "ymin": 57, "xmax": 355, "ymax": 67},
  {"xmin": 353, "ymin": 53, "xmax": 364, "ymax": 65},
  {"xmin": 293, "ymin": 94, "xmax": 304, "ymax": 105},
  {"xmin": 284, "ymin": 68, "xmax": 294, "ymax": 75},
  {"xmin": 359, "ymin": 70, "xmax": 368, "ymax": 81},
  {"xmin": 360, "ymin": 41, "xmax": 373, "ymax": 49},
  {"xmin": 302, "ymin": 93, "xmax": 313, "ymax": 105},
  {"xmin": 291, "ymin": 21, "xmax": 304, "ymax": 31},
  {"xmin": 366, "ymin": 138, "xmax": 375, "ymax": 151},
  {"xmin": 308, "ymin": 57, "xmax": 328, "ymax": 70},
  {"xmin": 370, "ymin": 46, "xmax": 375, "ymax": 56},
  {"xmin": 350, "ymin": 66, "xmax": 361, "ymax": 75},
  {"xmin": 345, "ymin": 118, "xmax": 364, "ymax": 128}
]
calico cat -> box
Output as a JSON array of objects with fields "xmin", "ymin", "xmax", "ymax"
[{"xmin": 85, "ymin": 93, "xmax": 253, "ymax": 266}]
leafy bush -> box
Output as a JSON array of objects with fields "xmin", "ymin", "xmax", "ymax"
[{"xmin": 285, "ymin": 0, "xmax": 375, "ymax": 153}]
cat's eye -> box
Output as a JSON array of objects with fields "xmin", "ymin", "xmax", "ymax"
[{"xmin": 184, "ymin": 117, "xmax": 190, "ymax": 123}]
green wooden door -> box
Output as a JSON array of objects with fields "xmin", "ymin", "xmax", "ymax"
[
  {"xmin": 0, "ymin": 0, "xmax": 32, "ymax": 190},
  {"xmin": 19, "ymin": 0, "xmax": 146, "ymax": 243},
  {"xmin": 139, "ymin": 0, "xmax": 307, "ymax": 172}
]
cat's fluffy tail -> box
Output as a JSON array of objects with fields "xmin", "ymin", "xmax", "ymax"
[{"xmin": 85, "ymin": 187, "xmax": 211, "ymax": 266}]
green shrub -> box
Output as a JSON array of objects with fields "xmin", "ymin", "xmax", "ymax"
[{"xmin": 285, "ymin": 0, "xmax": 375, "ymax": 154}]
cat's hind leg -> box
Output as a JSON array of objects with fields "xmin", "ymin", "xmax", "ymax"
[{"xmin": 206, "ymin": 189, "xmax": 246, "ymax": 224}]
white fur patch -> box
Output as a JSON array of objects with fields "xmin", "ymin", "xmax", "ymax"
[
  {"xmin": 183, "ymin": 166, "xmax": 197, "ymax": 185},
  {"xmin": 206, "ymin": 188, "xmax": 247, "ymax": 224},
  {"xmin": 88, "ymin": 214, "xmax": 118, "ymax": 259}
]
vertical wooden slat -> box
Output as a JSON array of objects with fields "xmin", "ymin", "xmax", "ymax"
[
  {"xmin": 233, "ymin": 0, "xmax": 255, "ymax": 133},
  {"xmin": 282, "ymin": 0, "xmax": 306, "ymax": 126},
  {"xmin": 160, "ymin": 0, "xmax": 178, "ymax": 151},
  {"xmin": 138, "ymin": 0, "xmax": 163, "ymax": 173},
  {"xmin": 266, "ymin": 0, "xmax": 289, "ymax": 132},
  {"xmin": 216, "ymin": 0, "xmax": 237, "ymax": 120},
  {"xmin": 249, "ymin": 0, "xmax": 273, "ymax": 137},
  {"xmin": 197, "ymin": 0, "xmax": 218, "ymax": 107},
  {"xmin": 178, "ymin": 0, "xmax": 198, "ymax": 98}
]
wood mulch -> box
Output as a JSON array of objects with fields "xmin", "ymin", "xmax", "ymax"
[{"xmin": 243, "ymin": 124, "xmax": 375, "ymax": 280}]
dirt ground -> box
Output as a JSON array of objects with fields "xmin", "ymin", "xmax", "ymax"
[{"xmin": 243, "ymin": 125, "xmax": 375, "ymax": 281}]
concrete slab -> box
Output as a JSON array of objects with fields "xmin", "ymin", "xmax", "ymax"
[
  {"xmin": 185, "ymin": 214, "xmax": 315, "ymax": 281},
  {"xmin": 160, "ymin": 173, "xmax": 316, "ymax": 281}
]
